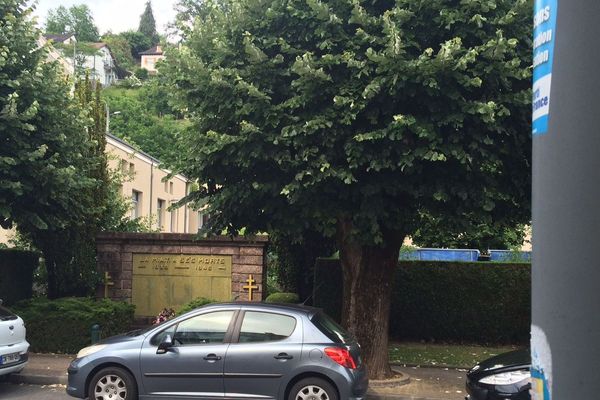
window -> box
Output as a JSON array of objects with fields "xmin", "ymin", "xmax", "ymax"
[
  {"xmin": 164, "ymin": 180, "xmax": 169, "ymax": 192},
  {"xmin": 173, "ymin": 311, "xmax": 234, "ymax": 346},
  {"xmin": 157, "ymin": 199, "xmax": 165, "ymax": 229},
  {"xmin": 198, "ymin": 212, "xmax": 209, "ymax": 230},
  {"xmin": 131, "ymin": 190, "xmax": 141, "ymax": 218},
  {"xmin": 310, "ymin": 312, "xmax": 353, "ymax": 344},
  {"xmin": 170, "ymin": 202, "xmax": 178, "ymax": 232},
  {"xmin": 129, "ymin": 162, "xmax": 135, "ymax": 176},
  {"xmin": 150, "ymin": 324, "xmax": 176, "ymax": 346},
  {"xmin": 238, "ymin": 312, "xmax": 296, "ymax": 343},
  {"xmin": 169, "ymin": 182, "xmax": 174, "ymax": 194}
]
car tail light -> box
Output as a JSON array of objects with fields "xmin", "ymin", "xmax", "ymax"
[{"xmin": 325, "ymin": 347, "xmax": 357, "ymax": 369}]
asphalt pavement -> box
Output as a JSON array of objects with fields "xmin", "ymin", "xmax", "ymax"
[
  {"xmin": 2, "ymin": 354, "xmax": 468, "ymax": 400},
  {"xmin": 0, "ymin": 382, "xmax": 68, "ymax": 399}
]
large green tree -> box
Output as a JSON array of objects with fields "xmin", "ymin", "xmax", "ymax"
[
  {"xmin": 165, "ymin": 0, "xmax": 532, "ymax": 378},
  {"xmin": 121, "ymin": 30, "xmax": 152, "ymax": 59},
  {"xmin": 1, "ymin": 0, "xmax": 104, "ymax": 297},
  {"xmin": 138, "ymin": 1, "xmax": 159, "ymax": 46},
  {"xmin": 45, "ymin": 4, "xmax": 99, "ymax": 42}
]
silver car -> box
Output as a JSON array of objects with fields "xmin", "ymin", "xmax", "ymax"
[
  {"xmin": 67, "ymin": 302, "xmax": 368, "ymax": 400},
  {"xmin": 0, "ymin": 301, "xmax": 29, "ymax": 378}
]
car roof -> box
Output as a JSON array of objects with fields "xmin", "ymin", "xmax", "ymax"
[{"xmin": 204, "ymin": 302, "xmax": 321, "ymax": 317}]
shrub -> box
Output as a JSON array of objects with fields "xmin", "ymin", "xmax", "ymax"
[
  {"xmin": 176, "ymin": 297, "xmax": 216, "ymax": 316},
  {"xmin": 12, "ymin": 297, "xmax": 135, "ymax": 353},
  {"xmin": 134, "ymin": 67, "xmax": 149, "ymax": 80},
  {"xmin": 314, "ymin": 259, "xmax": 531, "ymax": 344},
  {"xmin": 0, "ymin": 249, "xmax": 39, "ymax": 305},
  {"xmin": 265, "ymin": 292, "xmax": 300, "ymax": 304}
]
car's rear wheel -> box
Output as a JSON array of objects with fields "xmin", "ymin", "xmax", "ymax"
[
  {"xmin": 88, "ymin": 367, "xmax": 137, "ymax": 400},
  {"xmin": 289, "ymin": 377, "xmax": 338, "ymax": 400}
]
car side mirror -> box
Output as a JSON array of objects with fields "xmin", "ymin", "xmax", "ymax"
[{"xmin": 156, "ymin": 334, "xmax": 174, "ymax": 354}]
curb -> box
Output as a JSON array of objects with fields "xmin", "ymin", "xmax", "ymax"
[
  {"xmin": 9, "ymin": 373, "xmax": 67, "ymax": 386},
  {"xmin": 367, "ymin": 393, "xmax": 451, "ymax": 400}
]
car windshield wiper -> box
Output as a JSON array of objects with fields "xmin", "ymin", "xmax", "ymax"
[{"xmin": 0, "ymin": 315, "xmax": 17, "ymax": 321}]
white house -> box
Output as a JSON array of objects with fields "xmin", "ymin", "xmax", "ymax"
[
  {"xmin": 43, "ymin": 34, "xmax": 119, "ymax": 87},
  {"xmin": 84, "ymin": 43, "xmax": 119, "ymax": 87}
]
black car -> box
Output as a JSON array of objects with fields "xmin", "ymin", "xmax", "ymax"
[{"xmin": 466, "ymin": 349, "xmax": 531, "ymax": 400}]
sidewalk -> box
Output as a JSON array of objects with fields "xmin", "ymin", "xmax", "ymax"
[{"xmin": 11, "ymin": 354, "xmax": 468, "ymax": 400}]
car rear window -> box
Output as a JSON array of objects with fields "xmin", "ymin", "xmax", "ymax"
[
  {"xmin": 310, "ymin": 312, "xmax": 353, "ymax": 344},
  {"xmin": 0, "ymin": 306, "xmax": 16, "ymax": 321}
]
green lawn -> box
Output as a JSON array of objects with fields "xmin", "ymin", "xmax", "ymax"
[{"xmin": 389, "ymin": 342, "xmax": 521, "ymax": 368}]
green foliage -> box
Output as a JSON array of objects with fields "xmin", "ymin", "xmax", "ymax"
[
  {"xmin": 265, "ymin": 292, "xmax": 300, "ymax": 304},
  {"xmin": 138, "ymin": 1, "xmax": 159, "ymax": 46},
  {"xmin": 269, "ymin": 230, "xmax": 335, "ymax": 301},
  {"xmin": 12, "ymin": 297, "xmax": 135, "ymax": 353},
  {"xmin": 103, "ymin": 85, "xmax": 187, "ymax": 165},
  {"xmin": 134, "ymin": 67, "xmax": 149, "ymax": 80},
  {"xmin": 314, "ymin": 259, "xmax": 531, "ymax": 344},
  {"xmin": 412, "ymin": 213, "xmax": 528, "ymax": 251},
  {"xmin": 0, "ymin": 249, "xmax": 38, "ymax": 305},
  {"xmin": 102, "ymin": 34, "xmax": 137, "ymax": 72},
  {"xmin": 0, "ymin": 0, "xmax": 109, "ymax": 299},
  {"xmin": 176, "ymin": 297, "xmax": 216, "ymax": 316},
  {"xmin": 45, "ymin": 4, "xmax": 99, "ymax": 42},
  {"xmin": 121, "ymin": 30, "xmax": 152, "ymax": 59},
  {"xmin": 165, "ymin": 0, "xmax": 532, "ymax": 246}
]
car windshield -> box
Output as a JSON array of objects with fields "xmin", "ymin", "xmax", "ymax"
[
  {"xmin": 0, "ymin": 306, "xmax": 17, "ymax": 321},
  {"xmin": 311, "ymin": 312, "xmax": 353, "ymax": 344}
]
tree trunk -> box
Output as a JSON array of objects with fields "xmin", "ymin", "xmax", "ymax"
[{"xmin": 337, "ymin": 218, "xmax": 405, "ymax": 380}]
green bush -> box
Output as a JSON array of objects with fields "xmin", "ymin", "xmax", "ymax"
[
  {"xmin": 265, "ymin": 292, "xmax": 300, "ymax": 304},
  {"xmin": 12, "ymin": 297, "xmax": 135, "ymax": 353},
  {"xmin": 134, "ymin": 67, "xmax": 149, "ymax": 80},
  {"xmin": 176, "ymin": 297, "xmax": 216, "ymax": 316},
  {"xmin": 0, "ymin": 249, "xmax": 39, "ymax": 305},
  {"xmin": 314, "ymin": 259, "xmax": 531, "ymax": 344}
]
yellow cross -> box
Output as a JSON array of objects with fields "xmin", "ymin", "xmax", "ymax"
[
  {"xmin": 243, "ymin": 275, "xmax": 259, "ymax": 301},
  {"xmin": 103, "ymin": 271, "xmax": 115, "ymax": 298}
]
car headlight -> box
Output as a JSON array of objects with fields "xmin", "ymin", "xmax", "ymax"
[
  {"xmin": 479, "ymin": 369, "xmax": 530, "ymax": 385},
  {"xmin": 76, "ymin": 344, "xmax": 107, "ymax": 359}
]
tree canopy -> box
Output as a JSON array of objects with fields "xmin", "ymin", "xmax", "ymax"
[
  {"xmin": 138, "ymin": 1, "xmax": 159, "ymax": 46},
  {"xmin": 165, "ymin": 0, "xmax": 532, "ymax": 378},
  {"xmin": 45, "ymin": 4, "xmax": 99, "ymax": 42}
]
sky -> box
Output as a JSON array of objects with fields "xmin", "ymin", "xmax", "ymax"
[{"xmin": 32, "ymin": 0, "xmax": 179, "ymax": 35}]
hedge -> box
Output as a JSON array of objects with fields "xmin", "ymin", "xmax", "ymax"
[
  {"xmin": 314, "ymin": 259, "xmax": 531, "ymax": 344},
  {"xmin": 265, "ymin": 292, "xmax": 300, "ymax": 303},
  {"xmin": 0, "ymin": 249, "xmax": 38, "ymax": 305},
  {"xmin": 12, "ymin": 297, "xmax": 135, "ymax": 353},
  {"xmin": 177, "ymin": 297, "xmax": 217, "ymax": 316}
]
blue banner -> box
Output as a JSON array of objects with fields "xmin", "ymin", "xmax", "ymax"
[{"xmin": 532, "ymin": 0, "xmax": 558, "ymax": 135}]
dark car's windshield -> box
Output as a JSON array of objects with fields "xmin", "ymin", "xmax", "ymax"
[
  {"xmin": 311, "ymin": 312, "xmax": 353, "ymax": 344},
  {"xmin": 0, "ymin": 306, "xmax": 17, "ymax": 321}
]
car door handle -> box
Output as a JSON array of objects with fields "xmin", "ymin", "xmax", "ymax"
[
  {"xmin": 203, "ymin": 354, "xmax": 222, "ymax": 361},
  {"xmin": 274, "ymin": 353, "xmax": 293, "ymax": 360}
]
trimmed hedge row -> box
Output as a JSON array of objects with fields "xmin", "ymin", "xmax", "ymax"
[
  {"xmin": 265, "ymin": 292, "xmax": 300, "ymax": 303},
  {"xmin": 12, "ymin": 297, "xmax": 135, "ymax": 353},
  {"xmin": 314, "ymin": 259, "xmax": 531, "ymax": 344},
  {"xmin": 0, "ymin": 249, "xmax": 38, "ymax": 305}
]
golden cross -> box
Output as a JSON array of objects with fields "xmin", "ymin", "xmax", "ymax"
[
  {"xmin": 103, "ymin": 271, "xmax": 115, "ymax": 298},
  {"xmin": 243, "ymin": 275, "xmax": 259, "ymax": 301}
]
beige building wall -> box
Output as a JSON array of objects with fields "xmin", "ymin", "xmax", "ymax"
[
  {"xmin": 141, "ymin": 54, "xmax": 165, "ymax": 74},
  {"xmin": 0, "ymin": 227, "xmax": 14, "ymax": 245},
  {"xmin": 106, "ymin": 134, "xmax": 200, "ymax": 234}
]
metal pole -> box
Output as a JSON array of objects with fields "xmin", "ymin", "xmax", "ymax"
[{"xmin": 532, "ymin": 1, "xmax": 600, "ymax": 399}]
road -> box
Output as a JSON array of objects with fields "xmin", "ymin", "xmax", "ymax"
[{"xmin": 0, "ymin": 382, "xmax": 69, "ymax": 399}]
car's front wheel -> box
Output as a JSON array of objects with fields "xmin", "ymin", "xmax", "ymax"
[
  {"xmin": 88, "ymin": 367, "xmax": 137, "ymax": 400},
  {"xmin": 289, "ymin": 377, "xmax": 338, "ymax": 400}
]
